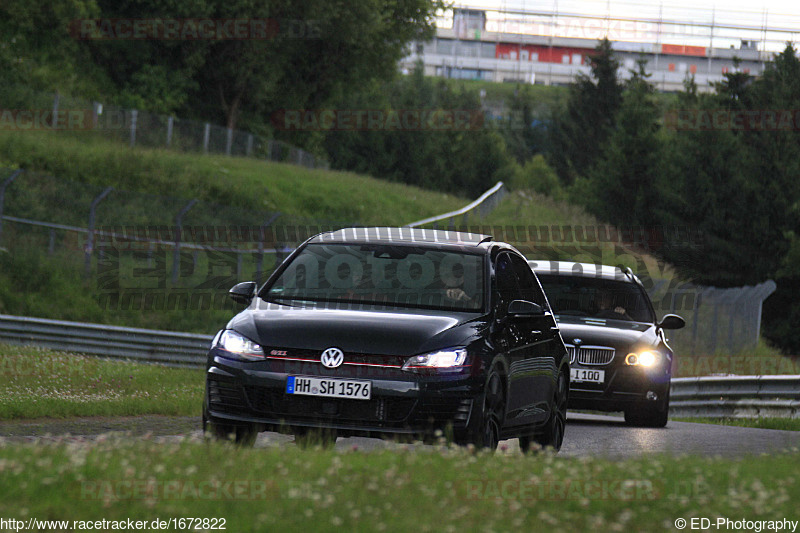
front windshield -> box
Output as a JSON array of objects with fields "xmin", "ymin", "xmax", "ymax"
[
  {"xmin": 264, "ymin": 243, "xmax": 485, "ymax": 311},
  {"xmin": 536, "ymin": 274, "xmax": 654, "ymax": 323}
]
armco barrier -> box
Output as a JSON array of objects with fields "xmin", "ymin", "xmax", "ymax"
[
  {"xmin": 2, "ymin": 312, "xmax": 799, "ymax": 418},
  {"xmin": 0, "ymin": 314, "xmax": 211, "ymax": 367},
  {"xmin": 670, "ymin": 375, "xmax": 800, "ymax": 418}
]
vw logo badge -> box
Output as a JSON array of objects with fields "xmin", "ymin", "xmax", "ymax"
[
  {"xmin": 320, "ymin": 347, "xmax": 344, "ymax": 369},
  {"xmin": 573, "ymin": 338, "xmax": 582, "ymax": 345}
]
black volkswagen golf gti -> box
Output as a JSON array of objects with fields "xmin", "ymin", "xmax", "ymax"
[{"xmin": 203, "ymin": 227, "xmax": 569, "ymax": 451}]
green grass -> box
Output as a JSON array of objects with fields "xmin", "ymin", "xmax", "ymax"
[
  {"xmin": 0, "ymin": 344, "xmax": 203, "ymax": 419},
  {"xmin": 673, "ymin": 345, "xmax": 800, "ymax": 377},
  {"xmin": 0, "ymin": 130, "xmax": 466, "ymax": 226},
  {"xmin": 0, "ymin": 128, "xmax": 470, "ymax": 332},
  {"xmin": 0, "ymin": 437, "xmax": 798, "ymax": 532},
  {"xmin": 672, "ymin": 418, "xmax": 800, "ymax": 431}
]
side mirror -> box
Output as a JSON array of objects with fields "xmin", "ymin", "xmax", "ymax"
[
  {"xmin": 658, "ymin": 314, "xmax": 685, "ymax": 330},
  {"xmin": 507, "ymin": 299, "xmax": 544, "ymax": 317},
  {"xmin": 229, "ymin": 281, "xmax": 257, "ymax": 305}
]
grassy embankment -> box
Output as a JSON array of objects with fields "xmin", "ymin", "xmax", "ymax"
[{"xmin": 0, "ymin": 130, "xmax": 466, "ymax": 332}]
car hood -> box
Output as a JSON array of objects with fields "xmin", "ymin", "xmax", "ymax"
[
  {"xmin": 227, "ymin": 302, "xmax": 487, "ymax": 356},
  {"xmin": 554, "ymin": 316, "xmax": 660, "ymax": 351}
]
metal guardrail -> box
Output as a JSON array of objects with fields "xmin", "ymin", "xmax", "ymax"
[
  {"xmin": 2, "ymin": 312, "xmax": 799, "ymax": 418},
  {"xmin": 0, "ymin": 314, "xmax": 211, "ymax": 368},
  {"xmin": 406, "ymin": 181, "xmax": 505, "ymax": 228},
  {"xmin": 670, "ymin": 375, "xmax": 800, "ymax": 418}
]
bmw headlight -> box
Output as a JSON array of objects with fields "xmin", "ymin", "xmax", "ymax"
[
  {"xmin": 402, "ymin": 348, "xmax": 468, "ymax": 373},
  {"xmin": 215, "ymin": 330, "xmax": 265, "ymax": 361},
  {"xmin": 625, "ymin": 350, "xmax": 659, "ymax": 367}
]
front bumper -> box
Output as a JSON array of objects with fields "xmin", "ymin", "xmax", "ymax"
[
  {"xmin": 204, "ymin": 350, "xmax": 481, "ymax": 439},
  {"xmin": 568, "ymin": 362, "xmax": 670, "ymax": 412}
]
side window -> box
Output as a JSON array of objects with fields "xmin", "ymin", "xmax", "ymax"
[
  {"xmin": 494, "ymin": 253, "xmax": 520, "ymax": 310},
  {"xmin": 509, "ymin": 254, "xmax": 548, "ymax": 307}
]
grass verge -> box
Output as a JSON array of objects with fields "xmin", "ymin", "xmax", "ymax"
[
  {"xmin": 0, "ymin": 344, "xmax": 203, "ymax": 420},
  {"xmin": 672, "ymin": 418, "xmax": 800, "ymax": 432},
  {"xmin": 0, "ymin": 437, "xmax": 798, "ymax": 532}
]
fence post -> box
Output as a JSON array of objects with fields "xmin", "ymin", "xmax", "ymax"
[
  {"xmin": 203, "ymin": 123, "xmax": 210, "ymax": 153},
  {"xmin": 256, "ymin": 213, "xmax": 281, "ymax": 282},
  {"xmin": 172, "ymin": 199, "xmax": 198, "ymax": 284},
  {"xmin": 92, "ymin": 102, "xmax": 101, "ymax": 129},
  {"xmin": 166, "ymin": 116, "xmax": 174, "ymax": 148},
  {"xmin": 246, "ymin": 135, "xmax": 253, "ymax": 157},
  {"xmin": 85, "ymin": 186, "xmax": 113, "ymax": 277},
  {"xmin": 129, "ymin": 110, "xmax": 138, "ymax": 148},
  {"xmin": 226, "ymin": 128, "xmax": 233, "ymax": 155},
  {"xmin": 0, "ymin": 169, "xmax": 23, "ymax": 245},
  {"xmin": 52, "ymin": 92, "xmax": 60, "ymax": 129},
  {"xmin": 48, "ymin": 229, "xmax": 56, "ymax": 255}
]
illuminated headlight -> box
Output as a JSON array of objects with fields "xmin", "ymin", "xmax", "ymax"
[
  {"xmin": 216, "ymin": 330, "xmax": 265, "ymax": 361},
  {"xmin": 402, "ymin": 348, "xmax": 468, "ymax": 373},
  {"xmin": 626, "ymin": 351, "xmax": 658, "ymax": 367}
]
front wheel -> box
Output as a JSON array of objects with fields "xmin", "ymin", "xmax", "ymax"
[
  {"xmin": 461, "ymin": 372, "xmax": 504, "ymax": 451},
  {"xmin": 520, "ymin": 369, "xmax": 567, "ymax": 453},
  {"xmin": 625, "ymin": 391, "xmax": 669, "ymax": 428},
  {"xmin": 293, "ymin": 428, "xmax": 338, "ymax": 449},
  {"xmin": 203, "ymin": 410, "xmax": 259, "ymax": 446}
]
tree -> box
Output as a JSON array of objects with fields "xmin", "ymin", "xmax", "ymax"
[
  {"xmin": 548, "ymin": 38, "xmax": 623, "ymax": 185},
  {"xmin": 584, "ymin": 57, "xmax": 661, "ymax": 226},
  {"xmin": 83, "ymin": 0, "xmax": 444, "ymax": 131},
  {"xmin": 322, "ymin": 65, "xmax": 513, "ymax": 197}
]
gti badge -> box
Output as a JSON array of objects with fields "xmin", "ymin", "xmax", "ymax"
[{"xmin": 320, "ymin": 347, "xmax": 344, "ymax": 369}]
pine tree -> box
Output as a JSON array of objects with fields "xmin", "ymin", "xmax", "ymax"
[{"xmin": 548, "ymin": 38, "xmax": 623, "ymax": 185}]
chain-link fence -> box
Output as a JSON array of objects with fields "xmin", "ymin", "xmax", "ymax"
[
  {"xmin": 44, "ymin": 92, "xmax": 328, "ymax": 169},
  {"xmin": 0, "ymin": 167, "xmax": 779, "ymax": 353},
  {"xmin": 0, "ymin": 168, "xmax": 349, "ymax": 289},
  {"xmin": 647, "ymin": 280, "xmax": 776, "ymax": 356}
]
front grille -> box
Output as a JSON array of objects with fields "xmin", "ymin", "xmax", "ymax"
[
  {"xmin": 244, "ymin": 386, "xmax": 416, "ymax": 423},
  {"xmin": 208, "ymin": 378, "xmax": 247, "ymax": 414},
  {"xmin": 566, "ymin": 345, "xmax": 577, "ymax": 364},
  {"xmin": 574, "ymin": 346, "xmax": 615, "ymax": 366}
]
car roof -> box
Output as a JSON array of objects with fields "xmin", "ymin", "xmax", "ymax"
[
  {"xmin": 528, "ymin": 260, "xmax": 638, "ymax": 282},
  {"xmin": 308, "ymin": 227, "xmax": 494, "ymax": 247}
]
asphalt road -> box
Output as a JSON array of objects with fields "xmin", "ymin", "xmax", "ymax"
[{"xmin": 3, "ymin": 413, "xmax": 800, "ymax": 457}]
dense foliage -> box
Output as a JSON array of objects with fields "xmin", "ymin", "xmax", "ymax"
[{"xmin": 549, "ymin": 40, "xmax": 800, "ymax": 353}]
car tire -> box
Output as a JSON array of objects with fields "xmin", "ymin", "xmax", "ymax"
[
  {"xmin": 293, "ymin": 428, "xmax": 338, "ymax": 449},
  {"xmin": 462, "ymin": 371, "xmax": 504, "ymax": 451},
  {"xmin": 203, "ymin": 409, "xmax": 259, "ymax": 446},
  {"xmin": 624, "ymin": 390, "xmax": 670, "ymax": 428},
  {"xmin": 520, "ymin": 369, "xmax": 567, "ymax": 453}
]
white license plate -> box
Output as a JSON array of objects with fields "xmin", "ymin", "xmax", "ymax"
[
  {"xmin": 570, "ymin": 368, "xmax": 605, "ymax": 384},
  {"xmin": 286, "ymin": 376, "xmax": 372, "ymax": 400}
]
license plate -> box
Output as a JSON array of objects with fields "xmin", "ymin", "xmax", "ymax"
[
  {"xmin": 286, "ymin": 376, "xmax": 372, "ymax": 400},
  {"xmin": 570, "ymin": 368, "xmax": 605, "ymax": 384}
]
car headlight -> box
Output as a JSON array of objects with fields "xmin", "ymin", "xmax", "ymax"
[
  {"xmin": 625, "ymin": 350, "xmax": 658, "ymax": 367},
  {"xmin": 216, "ymin": 330, "xmax": 265, "ymax": 361},
  {"xmin": 402, "ymin": 347, "xmax": 468, "ymax": 373}
]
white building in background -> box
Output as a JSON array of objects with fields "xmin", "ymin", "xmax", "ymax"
[{"xmin": 401, "ymin": 7, "xmax": 789, "ymax": 92}]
